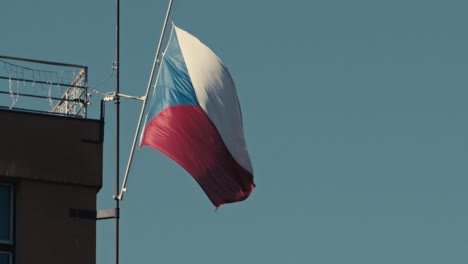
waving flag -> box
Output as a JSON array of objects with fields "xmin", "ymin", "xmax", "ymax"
[{"xmin": 141, "ymin": 25, "xmax": 254, "ymax": 207}]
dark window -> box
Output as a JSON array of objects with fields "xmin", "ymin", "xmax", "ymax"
[
  {"xmin": 0, "ymin": 252, "xmax": 11, "ymax": 264},
  {"xmin": 0, "ymin": 185, "xmax": 11, "ymax": 242},
  {"xmin": 0, "ymin": 185, "xmax": 12, "ymax": 264}
]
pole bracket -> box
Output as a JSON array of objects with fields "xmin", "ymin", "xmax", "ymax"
[
  {"xmin": 69, "ymin": 208, "xmax": 119, "ymax": 220},
  {"xmin": 103, "ymin": 92, "xmax": 145, "ymax": 102},
  {"xmin": 97, "ymin": 208, "xmax": 119, "ymax": 220}
]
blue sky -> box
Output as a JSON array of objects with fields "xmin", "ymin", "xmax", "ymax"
[{"xmin": 2, "ymin": 0, "xmax": 468, "ymax": 263}]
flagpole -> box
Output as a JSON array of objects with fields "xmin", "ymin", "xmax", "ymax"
[
  {"xmin": 114, "ymin": 1, "xmax": 121, "ymax": 264},
  {"xmin": 115, "ymin": 0, "xmax": 174, "ymax": 201}
]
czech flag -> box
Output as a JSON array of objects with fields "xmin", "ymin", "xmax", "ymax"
[{"xmin": 141, "ymin": 25, "xmax": 255, "ymax": 207}]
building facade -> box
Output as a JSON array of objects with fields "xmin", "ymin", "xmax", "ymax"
[{"xmin": 0, "ymin": 109, "xmax": 103, "ymax": 264}]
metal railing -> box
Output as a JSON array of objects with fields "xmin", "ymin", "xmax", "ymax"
[{"xmin": 0, "ymin": 55, "xmax": 88, "ymax": 118}]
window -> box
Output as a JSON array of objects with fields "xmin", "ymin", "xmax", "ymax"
[
  {"xmin": 0, "ymin": 185, "xmax": 11, "ymax": 242},
  {"xmin": 0, "ymin": 184, "xmax": 13, "ymax": 264},
  {"xmin": 0, "ymin": 253, "xmax": 11, "ymax": 264}
]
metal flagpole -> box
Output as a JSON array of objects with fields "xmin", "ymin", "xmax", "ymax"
[
  {"xmin": 115, "ymin": 0, "xmax": 121, "ymax": 264},
  {"xmin": 115, "ymin": 0, "xmax": 174, "ymax": 201}
]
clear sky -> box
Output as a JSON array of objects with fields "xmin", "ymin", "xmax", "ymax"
[{"xmin": 2, "ymin": 0, "xmax": 468, "ymax": 263}]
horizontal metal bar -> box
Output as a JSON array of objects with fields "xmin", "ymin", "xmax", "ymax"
[
  {"xmin": 0, "ymin": 76, "xmax": 87, "ymax": 89},
  {"xmin": 69, "ymin": 208, "xmax": 119, "ymax": 221},
  {"xmin": 118, "ymin": 93, "xmax": 145, "ymax": 101},
  {"xmin": 0, "ymin": 55, "xmax": 87, "ymax": 69},
  {"xmin": 97, "ymin": 208, "xmax": 119, "ymax": 220}
]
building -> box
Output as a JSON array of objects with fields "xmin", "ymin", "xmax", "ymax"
[{"xmin": 0, "ymin": 97, "xmax": 103, "ymax": 263}]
